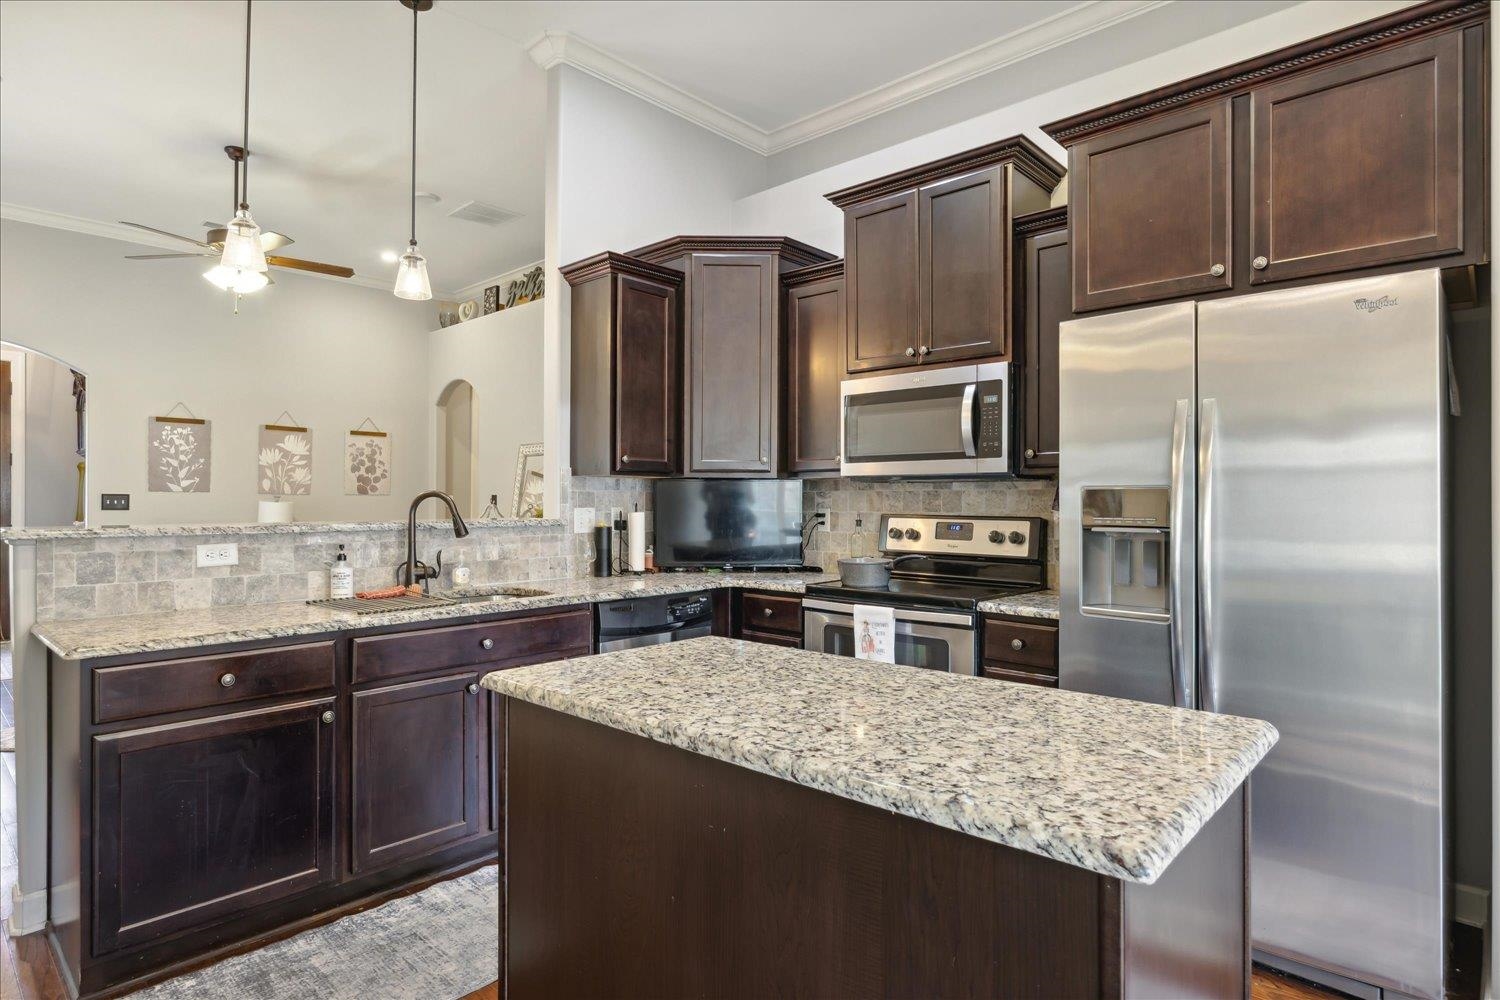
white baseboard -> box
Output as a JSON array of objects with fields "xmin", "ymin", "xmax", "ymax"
[
  {"xmin": 1456, "ymin": 882, "xmax": 1490, "ymax": 929},
  {"xmin": 7, "ymin": 882, "xmax": 45, "ymax": 936}
]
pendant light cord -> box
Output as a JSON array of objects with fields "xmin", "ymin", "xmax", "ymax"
[
  {"xmin": 409, "ymin": 1, "xmax": 418, "ymax": 247},
  {"xmin": 240, "ymin": 0, "xmax": 252, "ymax": 211}
]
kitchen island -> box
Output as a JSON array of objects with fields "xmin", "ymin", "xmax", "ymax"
[{"xmin": 484, "ymin": 636, "xmax": 1276, "ymax": 999}]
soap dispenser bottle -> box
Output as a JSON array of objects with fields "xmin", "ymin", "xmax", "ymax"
[{"xmin": 329, "ymin": 544, "xmax": 354, "ymax": 599}]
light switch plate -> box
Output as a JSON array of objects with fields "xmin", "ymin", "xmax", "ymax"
[
  {"xmin": 573, "ymin": 507, "xmax": 595, "ymax": 534},
  {"xmin": 196, "ymin": 542, "xmax": 239, "ymax": 568},
  {"xmin": 100, "ymin": 493, "xmax": 130, "ymax": 511}
]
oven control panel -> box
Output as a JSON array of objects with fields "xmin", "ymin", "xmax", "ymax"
[{"xmin": 880, "ymin": 515, "xmax": 1042, "ymax": 559}]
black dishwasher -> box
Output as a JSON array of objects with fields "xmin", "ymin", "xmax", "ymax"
[{"xmin": 595, "ymin": 591, "xmax": 714, "ymax": 652}]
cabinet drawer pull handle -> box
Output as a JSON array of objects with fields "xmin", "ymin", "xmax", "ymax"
[
  {"xmin": 481, "ymin": 638, "xmax": 495, "ymax": 650},
  {"xmin": 1010, "ymin": 638, "xmax": 1026, "ymax": 651},
  {"xmin": 1024, "ymin": 448, "xmax": 1036, "ymax": 459},
  {"xmin": 468, "ymin": 683, "xmax": 480, "ymax": 694},
  {"xmin": 1252, "ymin": 256, "xmax": 1268, "ymax": 270},
  {"xmin": 918, "ymin": 345, "xmax": 929, "ymax": 356},
  {"xmin": 905, "ymin": 347, "xmax": 916, "ymax": 357},
  {"xmin": 762, "ymin": 607, "xmax": 774, "ymax": 618},
  {"xmin": 621, "ymin": 454, "xmax": 630, "ymax": 464},
  {"xmin": 1209, "ymin": 263, "xmax": 1225, "ymax": 277},
  {"xmin": 321, "ymin": 710, "xmax": 334, "ymax": 724},
  {"xmin": 219, "ymin": 672, "xmax": 236, "ymax": 688}
]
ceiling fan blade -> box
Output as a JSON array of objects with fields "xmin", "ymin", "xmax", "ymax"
[
  {"xmin": 259, "ymin": 231, "xmax": 293, "ymax": 252},
  {"xmin": 124, "ymin": 253, "xmax": 213, "ymax": 260},
  {"xmin": 118, "ymin": 221, "xmax": 213, "ymax": 249},
  {"xmin": 267, "ymin": 256, "xmax": 355, "ymax": 278}
]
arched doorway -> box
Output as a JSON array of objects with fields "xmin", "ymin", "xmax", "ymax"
[{"xmin": 435, "ymin": 379, "xmax": 477, "ymax": 517}]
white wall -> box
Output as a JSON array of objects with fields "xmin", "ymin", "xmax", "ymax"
[
  {"xmin": 427, "ymin": 300, "xmax": 545, "ymax": 517},
  {"xmin": 0, "ymin": 219, "xmax": 435, "ymax": 523},
  {"xmin": 22, "ymin": 350, "xmax": 80, "ymax": 526},
  {"xmin": 541, "ymin": 64, "xmax": 768, "ymax": 513},
  {"xmin": 730, "ymin": 0, "xmax": 1412, "ymax": 251}
]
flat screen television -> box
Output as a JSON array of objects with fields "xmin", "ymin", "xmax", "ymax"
[{"xmin": 653, "ymin": 479, "xmax": 803, "ymax": 569}]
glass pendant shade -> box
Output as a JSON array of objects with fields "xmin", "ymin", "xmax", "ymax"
[
  {"xmin": 393, "ymin": 244, "xmax": 432, "ymax": 300},
  {"xmin": 220, "ymin": 208, "xmax": 268, "ymax": 272},
  {"xmin": 204, "ymin": 263, "xmax": 270, "ymax": 294}
]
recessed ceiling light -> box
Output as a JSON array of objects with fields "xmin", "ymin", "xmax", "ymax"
[{"xmin": 380, "ymin": 250, "xmax": 399, "ymax": 263}]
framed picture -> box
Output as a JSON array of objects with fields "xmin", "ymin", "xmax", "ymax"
[
  {"xmin": 482, "ymin": 285, "xmax": 500, "ymax": 315},
  {"xmin": 147, "ymin": 416, "xmax": 211, "ymax": 493},
  {"xmin": 344, "ymin": 429, "xmax": 392, "ymax": 496},
  {"xmin": 511, "ymin": 442, "xmax": 544, "ymax": 517},
  {"xmin": 258, "ymin": 425, "xmax": 313, "ymax": 496}
]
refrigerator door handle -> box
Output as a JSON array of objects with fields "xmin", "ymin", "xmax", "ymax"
[
  {"xmin": 1197, "ymin": 397, "xmax": 1219, "ymax": 714},
  {"xmin": 1168, "ymin": 398, "xmax": 1194, "ymax": 708}
]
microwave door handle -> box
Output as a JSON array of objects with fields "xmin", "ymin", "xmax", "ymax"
[
  {"xmin": 1168, "ymin": 398, "xmax": 1194, "ymax": 709},
  {"xmin": 960, "ymin": 383, "xmax": 977, "ymax": 457}
]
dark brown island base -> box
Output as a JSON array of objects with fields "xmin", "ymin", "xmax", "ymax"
[{"xmin": 488, "ymin": 637, "xmax": 1277, "ymax": 1000}]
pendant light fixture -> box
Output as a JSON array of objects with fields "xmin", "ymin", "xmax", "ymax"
[
  {"xmin": 206, "ymin": 0, "xmax": 268, "ymax": 294},
  {"xmin": 393, "ymin": 0, "xmax": 433, "ymax": 301}
]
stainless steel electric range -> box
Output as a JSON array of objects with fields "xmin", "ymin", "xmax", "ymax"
[{"xmin": 803, "ymin": 514, "xmax": 1047, "ymax": 675}]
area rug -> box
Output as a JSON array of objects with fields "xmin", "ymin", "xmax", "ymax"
[{"xmin": 127, "ymin": 864, "xmax": 499, "ymax": 1000}]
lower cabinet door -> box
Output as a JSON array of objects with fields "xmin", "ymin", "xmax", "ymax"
[
  {"xmin": 351, "ymin": 672, "xmax": 483, "ymax": 874},
  {"xmin": 92, "ymin": 697, "xmax": 337, "ymax": 954}
]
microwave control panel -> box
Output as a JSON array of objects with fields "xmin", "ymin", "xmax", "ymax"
[{"xmin": 975, "ymin": 379, "xmax": 1006, "ymax": 460}]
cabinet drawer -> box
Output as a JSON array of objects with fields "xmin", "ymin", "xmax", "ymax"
[
  {"xmin": 981, "ymin": 664, "xmax": 1057, "ymax": 688},
  {"xmin": 352, "ymin": 608, "xmax": 592, "ymax": 684},
  {"xmin": 739, "ymin": 627, "xmax": 802, "ymax": 649},
  {"xmin": 740, "ymin": 592, "xmax": 801, "ymax": 637},
  {"xmin": 981, "ymin": 619, "xmax": 1057, "ymax": 671},
  {"xmin": 93, "ymin": 641, "xmax": 336, "ymax": 724}
]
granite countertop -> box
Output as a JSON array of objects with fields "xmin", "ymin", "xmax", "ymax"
[
  {"xmin": 30, "ymin": 571, "xmax": 833, "ymax": 660},
  {"xmin": 484, "ymin": 636, "xmax": 1276, "ymax": 884},
  {"xmin": 0, "ymin": 517, "xmax": 563, "ymax": 541},
  {"xmin": 978, "ymin": 589, "xmax": 1059, "ymax": 619}
]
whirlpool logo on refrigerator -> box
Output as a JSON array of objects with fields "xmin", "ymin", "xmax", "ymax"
[{"xmin": 1353, "ymin": 295, "xmax": 1399, "ymax": 313}]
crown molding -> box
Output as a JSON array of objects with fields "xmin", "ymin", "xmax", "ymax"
[
  {"xmin": 0, "ymin": 202, "xmax": 464, "ymax": 298},
  {"xmin": 526, "ymin": 30, "xmax": 766, "ymax": 153},
  {"xmin": 528, "ymin": 2, "xmax": 1169, "ymax": 157}
]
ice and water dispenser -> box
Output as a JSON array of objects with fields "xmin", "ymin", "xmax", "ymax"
[{"xmin": 1079, "ymin": 487, "xmax": 1171, "ymax": 619}]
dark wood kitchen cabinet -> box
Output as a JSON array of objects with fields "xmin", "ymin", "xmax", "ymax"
[
  {"xmin": 50, "ymin": 603, "xmax": 592, "ymax": 999},
  {"xmin": 1045, "ymin": 0, "xmax": 1489, "ymax": 311},
  {"xmin": 1014, "ymin": 209, "xmax": 1069, "ymax": 475},
  {"xmin": 630, "ymin": 236, "xmax": 835, "ymax": 476},
  {"xmin": 92, "ymin": 697, "xmax": 337, "ymax": 953},
  {"xmin": 782, "ymin": 260, "xmax": 844, "ymax": 474},
  {"xmin": 826, "ymin": 136, "xmax": 1064, "ymax": 374},
  {"xmin": 562, "ymin": 252, "xmax": 683, "ymax": 476},
  {"xmin": 981, "ymin": 615, "xmax": 1059, "ymax": 687}
]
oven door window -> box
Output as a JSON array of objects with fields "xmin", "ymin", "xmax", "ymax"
[
  {"xmin": 844, "ymin": 384, "xmax": 970, "ymax": 464},
  {"xmin": 818, "ymin": 621, "xmax": 954, "ymax": 671}
]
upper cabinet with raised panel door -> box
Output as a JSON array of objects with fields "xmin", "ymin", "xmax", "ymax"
[
  {"xmin": 827, "ymin": 136, "xmax": 1064, "ymax": 374},
  {"xmin": 782, "ymin": 260, "xmax": 845, "ymax": 475},
  {"xmin": 631, "ymin": 236, "xmax": 836, "ymax": 476},
  {"xmin": 1046, "ymin": 0, "xmax": 1489, "ymax": 313},
  {"xmin": 562, "ymin": 252, "xmax": 684, "ymax": 477},
  {"xmin": 1013, "ymin": 209, "xmax": 1069, "ymax": 476}
]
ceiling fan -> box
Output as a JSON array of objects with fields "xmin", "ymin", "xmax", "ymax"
[{"xmin": 121, "ymin": 145, "xmax": 355, "ymax": 283}]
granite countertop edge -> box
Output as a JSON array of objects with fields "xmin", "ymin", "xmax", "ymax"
[
  {"xmin": 30, "ymin": 577, "xmax": 1060, "ymax": 660},
  {"xmin": 485, "ymin": 640, "xmax": 1276, "ymax": 884}
]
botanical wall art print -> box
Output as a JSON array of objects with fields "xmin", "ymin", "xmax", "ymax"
[
  {"xmin": 344, "ymin": 431, "xmax": 392, "ymax": 496},
  {"xmin": 147, "ymin": 417, "xmax": 212, "ymax": 493},
  {"xmin": 258, "ymin": 427, "xmax": 313, "ymax": 496}
]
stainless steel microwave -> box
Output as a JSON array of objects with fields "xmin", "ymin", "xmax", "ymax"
[{"xmin": 840, "ymin": 362, "xmax": 1009, "ymax": 477}]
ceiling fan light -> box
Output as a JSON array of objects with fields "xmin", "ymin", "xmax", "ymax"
[
  {"xmin": 220, "ymin": 208, "xmax": 268, "ymax": 272},
  {"xmin": 204, "ymin": 263, "xmax": 269, "ymax": 294},
  {"xmin": 393, "ymin": 244, "xmax": 431, "ymax": 300}
]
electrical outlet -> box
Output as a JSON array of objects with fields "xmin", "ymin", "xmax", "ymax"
[
  {"xmin": 573, "ymin": 507, "xmax": 595, "ymax": 534},
  {"xmin": 101, "ymin": 493, "xmax": 130, "ymax": 511},
  {"xmin": 813, "ymin": 510, "xmax": 829, "ymax": 529},
  {"xmin": 196, "ymin": 543, "xmax": 239, "ymax": 568}
]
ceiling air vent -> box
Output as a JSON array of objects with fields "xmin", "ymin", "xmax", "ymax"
[{"xmin": 447, "ymin": 200, "xmax": 520, "ymax": 227}]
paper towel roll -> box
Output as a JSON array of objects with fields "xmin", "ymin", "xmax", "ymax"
[
  {"xmin": 628, "ymin": 511, "xmax": 647, "ymax": 573},
  {"xmin": 258, "ymin": 500, "xmax": 294, "ymax": 524}
]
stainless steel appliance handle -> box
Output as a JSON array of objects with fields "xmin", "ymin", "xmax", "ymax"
[
  {"xmin": 801, "ymin": 598, "xmax": 974, "ymax": 627},
  {"xmin": 960, "ymin": 383, "xmax": 977, "ymax": 458},
  {"xmin": 1168, "ymin": 398, "xmax": 1194, "ymax": 709},
  {"xmin": 1197, "ymin": 397, "xmax": 1219, "ymax": 713}
]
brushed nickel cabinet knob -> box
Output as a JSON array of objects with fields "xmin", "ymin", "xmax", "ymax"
[
  {"xmin": 620, "ymin": 454, "xmax": 630, "ymax": 464},
  {"xmin": 1024, "ymin": 448, "xmax": 1036, "ymax": 459},
  {"xmin": 468, "ymin": 683, "xmax": 480, "ymax": 694},
  {"xmin": 219, "ymin": 672, "xmax": 236, "ymax": 688},
  {"xmin": 1209, "ymin": 264, "xmax": 1225, "ymax": 277},
  {"xmin": 905, "ymin": 347, "xmax": 916, "ymax": 357},
  {"xmin": 321, "ymin": 710, "xmax": 334, "ymax": 724},
  {"xmin": 918, "ymin": 345, "xmax": 930, "ymax": 356},
  {"xmin": 763, "ymin": 607, "xmax": 774, "ymax": 618},
  {"xmin": 1252, "ymin": 256, "xmax": 1268, "ymax": 270},
  {"xmin": 481, "ymin": 637, "xmax": 495, "ymax": 650},
  {"xmin": 1010, "ymin": 638, "xmax": 1026, "ymax": 651}
]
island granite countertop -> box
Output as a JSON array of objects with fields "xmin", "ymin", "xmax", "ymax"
[
  {"xmin": 483, "ymin": 636, "xmax": 1276, "ymax": 884},
  {"xmin": 31, "ymin": 573, "xmax": 1058, "ymax": 660}
]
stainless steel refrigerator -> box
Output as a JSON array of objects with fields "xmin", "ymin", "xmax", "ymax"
[{"xmin": 1059, "ymin": 269, "xmax": 1447, "ymax": 1000}]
